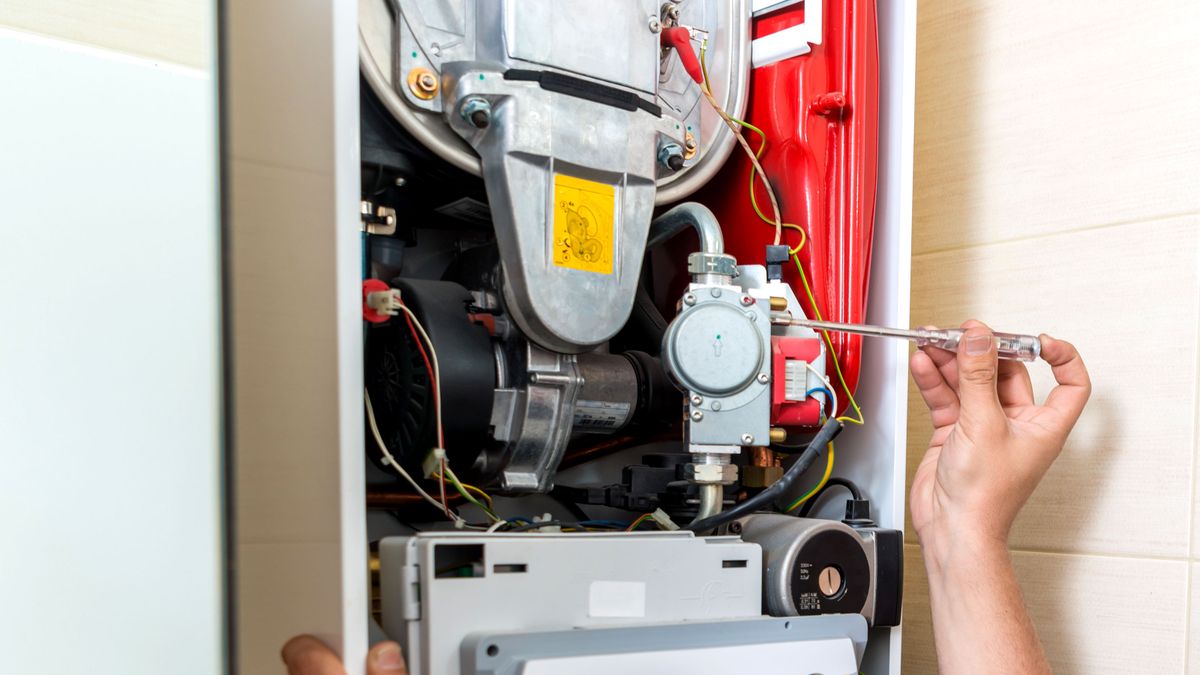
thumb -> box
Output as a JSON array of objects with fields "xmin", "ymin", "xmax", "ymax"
[
  {"xmin": 955, "ymin": 323, "xmax": 1004, "ymax": 427},
  {"xmin": 367, "ymin": 641, "xmax": 407, "ymax": 674}
]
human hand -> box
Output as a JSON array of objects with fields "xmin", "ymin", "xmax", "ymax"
[
  {"xmin": 908, "ymin": 320, "xmax": 1091, "ymax": 573},
  {"xmin": 282, "ymin": 635, "xmax": 407, "ymax": 674}
]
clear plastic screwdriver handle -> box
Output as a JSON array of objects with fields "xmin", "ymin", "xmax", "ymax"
[{"xmin": 915, "ymin": 329, "xmax": 1041, "ymax": 362}]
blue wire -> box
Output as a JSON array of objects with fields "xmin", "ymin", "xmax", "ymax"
[
  {"xmin": 579, "ymin": 519, "xmax": 629, "ymax": 529},
  {"xmin": 806, "ymin": 387, "xmax": 835, "ymax": 416}
]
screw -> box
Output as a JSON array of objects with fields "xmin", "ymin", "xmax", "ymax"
[
  {"xmin": 691, "ymin": 410, "xmax": 704, "ymax": 422},
  {"xmin": 657, "ymin": 142, "xmax": 685, "ymax": 171},
  {"xmin": 711, "ymin": 401, "xmax": 722, "ymax": 411},
  {"xmin": 529, "ymin": 373, "xmax": 540, "ymax": 384},
  {"xmin": 460, "ymin": 96, "xmax": 492, "ymax": 129},
  {"xmin": 740, "ymin": 295, "xmax": 754, "ymax": 306},
  {"xmin": 690, "ymin": 394, "xmax": 703, "ymax": 406},
  {"xmin": 729, "ymin": 521, "xmax": 743, "ymax": 534},
  {"xmin": 683, "ymin": 293, "xmax": 697, "ymax": 306},
  {"xmin": 648, "ymin": 15, "xmax": 661, "ymax": 32},
  {"xmin": 757, "ymin": 373, "xmax": 770, "ymax": 384},
  {"xmin": 741, "ymin": 434, "xmax": 754, "ymax": 445},
  {"xmin": 683, "ymin": 131, "xmax": 698, "ymax": 160},
  {"xmin": 710, "ymin": 287, "xmax": 722, "ymax": 298},
  {"xmin": 407, "ymin": 67, "xmax": 439, "ymax": 100},
  {"xmin": 394, "ymin": 177, "xmax": 407, "ymax": 187}
]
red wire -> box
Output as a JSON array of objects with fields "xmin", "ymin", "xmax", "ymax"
[
  {"xmin": 399, "ymin": 302, "xmax": 450, "ymax": 517},
  {"xmin": 400, "ymin": 308, "xmax": 443, "ymax": 448}
]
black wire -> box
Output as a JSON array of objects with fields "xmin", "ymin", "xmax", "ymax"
[
  {"xmin": 795, "ymin": 477, "xmax": 864, "ymax": 518},
  {"xmin": 549, "ymin": 486, "xmax": 591, "ymax": 520},
  {"xmin": 504, "ymin": 520, "xmax": 571, "ymax": 533},
  {"xmin": 685, "ymin": 417, "xmax": 843, "ymax": 532}
]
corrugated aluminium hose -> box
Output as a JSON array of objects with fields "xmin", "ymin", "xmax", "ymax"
[{"xmin": 684, "ymin": 417, "xmax": 844, "ymax": 532}]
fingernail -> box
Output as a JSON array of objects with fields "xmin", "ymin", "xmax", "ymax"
[
  {"xmin": 375, "ymin": 645, "xmax": 404, "ymax": 670},
  {"xmin": 965, "ymin": 334, "xmax": 992, "ymax": 355}
]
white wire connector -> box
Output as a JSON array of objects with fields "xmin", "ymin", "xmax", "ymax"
[
  {"xmin": 527, "ymin": 514, "xmax": 562, "ymax": 533},
  {"xmin": 651, "ymin": 508, "xmax": 680, "ymax": 531},
  {"xmin": 422, "ymin": 447, "xmax": 447, "ymax": 479},
  {"xmin": 365, "ymin": 288, "xmax": 402, "ymax": 317}
]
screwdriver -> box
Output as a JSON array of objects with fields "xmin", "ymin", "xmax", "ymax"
[{"xmin": 770, "ymin": 314, "xmax": 1041, "ymax": 362}]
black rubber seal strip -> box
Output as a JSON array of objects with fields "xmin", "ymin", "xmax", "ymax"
[{"xmin": 504, "ymin": 69, "xmax": 662, "ymax": 117}]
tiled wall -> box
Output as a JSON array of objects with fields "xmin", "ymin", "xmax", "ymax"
[{"xmin": 904, "ymin": 1, "xmax": 1200, "ymax": 672}]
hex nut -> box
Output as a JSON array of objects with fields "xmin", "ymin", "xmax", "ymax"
[
  {"xmin": 685, "ymin": 463, "xmax": 738, "ymax": 485},
  {"xmin": 407, "ymin": 67, "xmax": 438, "ymax": 100}
]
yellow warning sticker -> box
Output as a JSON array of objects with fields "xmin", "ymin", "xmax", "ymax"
[{"xmin": 552, "ymin": 174, "xmax": 615, "ymax": 275}]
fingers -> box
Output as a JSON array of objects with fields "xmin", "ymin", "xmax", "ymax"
[
  {"xmin": 953, "ymin": 321, "xmax": 1004, "ymax": 426},
  {"xmin": 1039, "ymin": 335, "xmax": 1091, "ymax": 423},
  {"xmin": 910, "ymin": 349, "xmax": 960, "ymax": 428},
  {"xmin": 368, "ymin": 641, "xmax": 407, "ymax": 674},
  {"xmin": 997, "ymin": 359, "xmax": 1035, "ymax": 408},
  {"xmin": 282, "ymin": 635, "xmax": 346, "ymax": 675}
]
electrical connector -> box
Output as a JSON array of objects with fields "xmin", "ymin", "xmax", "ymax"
[
  {"xmin": 650, "ymin": 508, "xmax": 680, "ymax": 531},
  {"xmin": 422, "ymin": 447, "xmax": 447, "ymax": 479},
  {"xmin": 765, "ymin": 244, "xmax": 790, "ymax": 281},
  {"xmin": 363, "ymin": 278, "xmax": 402, "ymax": 323}
]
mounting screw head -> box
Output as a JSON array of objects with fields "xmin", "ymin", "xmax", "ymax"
[
  {"xmin": 407, "ymin": 67, "xmax": 439, "ymax": 100},
  {"xmin": 648, "ymin": 15, "xmax": 661, "ymax": 32},
  {"xmin": 683, "ymin": 293, "xmax": 697, "ymax": 306},
  {"xmin": 691, "ymin": 410, "xmax": 704, "ymax": 422},
  {"xmin": 757, "ymin": 373, "xmax": 770, "ymax": 384},
  {"xmin": 729, "ymin": 521, "xmax": 743, "ymax": 534},
  {"xmin": 741, "ymin": 434, "xmax": 755, "ymax": 445},
  {"xmin": 394, "ymin": 176, "xmax": 407, "ymax": 187},
  {"xmin": 690, "ymin": 394, "xmax": 703, "ymax": 406}
]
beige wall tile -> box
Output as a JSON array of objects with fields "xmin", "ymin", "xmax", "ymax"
[
  {"xmin": 1190, "ymin": 563, "xmax": 1200, "ymax": 673},
  {"xmin": 906, "ymin": 215, "xmax": 1199, "ymax": 557},
  {"xmin": 913, "ymin": 0, "xmax": 1200, "ymax": 255},
  {"xmin": 230, "ymin": 158, "xmax": 343, "ymax": 544},
  {"xmin": 904, "ymin": 545, "xmax": 1188, "ymax": 673},
  {"xmin": 0, "ymin": 1, "xmax": 210, "ymax": 69},
  {"xmin": 237, "ymin": 542, "xmax": 345, "ymax": 675}
]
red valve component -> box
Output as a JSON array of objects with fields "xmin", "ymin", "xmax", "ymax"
[
  {"xmin": 771, "ymin": 336, "xmax": 824, "ymax": 428},
  {"xmin": 699, "ymin": 0, "xmax": 879, "ymax": 416},
  {"xmin": 661, "ymin": 26, "xmax": 704, "ymax": 84},
  {"xmin": 362, "ymin": 278, "xmax": 393, "ymax": 324}
]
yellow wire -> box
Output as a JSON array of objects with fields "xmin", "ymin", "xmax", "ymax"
[
  {"xmin": 436, "ymin": 466, "xmax": 500, "ymax": 521},
  {"xmin": 792, "ymin": 253, "xmax": 865, "ymax": 426},
  {"xmin": 786, "ymin": 443, "xmax": 835, "ymax": 512},
  {"xmin": 700, "ymin": 40, "xmax": 805, "ymax": 254},
  {"xmin": 698, "ymin": 36, "xmax": 863, "ymax": 425}
]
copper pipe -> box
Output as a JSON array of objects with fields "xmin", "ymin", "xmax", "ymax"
[
  {"xmin": 367, "ymin": 490, "xmax": 465, "ymax": 508},
  {"xmin": 750, "ymin": 446, "xmax": 775, "ymax": 468}
]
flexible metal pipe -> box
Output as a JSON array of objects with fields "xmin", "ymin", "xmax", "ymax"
[
  {"xmin": 693, "ymin": 483, "xmax": 724, "ymax": 522},
  {"xmin": 646, "ymin": 202, "xmax": 725, "ymax": 254}
]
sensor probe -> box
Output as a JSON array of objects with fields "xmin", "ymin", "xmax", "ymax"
[{"xmin": 770, "ymin": 314, "xmax": 1041, "ymax": 362}]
